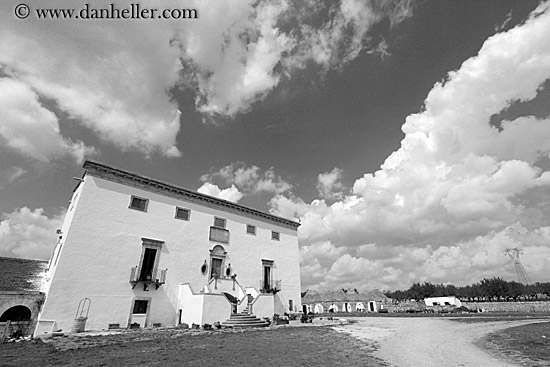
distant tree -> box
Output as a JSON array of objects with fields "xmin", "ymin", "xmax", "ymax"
[
  {"xmin": 504, "ymin": 281, "xmax": 524, "ymax": 301},
  {"xmin": 536, "ymin": 282, "xmax": 550, "ymax": 297}
]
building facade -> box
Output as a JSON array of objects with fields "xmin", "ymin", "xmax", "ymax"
[
  {"xmin": 301, "ymin": 289, "xmax": 389, "ymax": 314},
  {"xmin": 35, "ymin": 161, "xmax": 301, "ymax": 335}
]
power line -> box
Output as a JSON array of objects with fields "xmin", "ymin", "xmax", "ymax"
[{"xmin": 503, "ymin": 248, "xmax": 532, "ymax": 285}]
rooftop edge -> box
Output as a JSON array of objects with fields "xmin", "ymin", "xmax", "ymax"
[{"xmin": 82, "ymin": 160, "xmax": 300, "ymax": 230}]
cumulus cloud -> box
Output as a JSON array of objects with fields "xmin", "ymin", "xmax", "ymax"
[
  {"xmin": 179, "ymin": 0, "xmax": 414, "ymax": 117},
  {"xmin": 272, "ymin": 3, "xmax": 550, "ymax": 290},
  {"xmin": 200, "ymin": 162, "xmax": 292, "ymax": 199},
  {"xmin": 197, "ymin": 182, "xmax": 244, "ymax": 203},
  {"xmin": 0, "ymin": 207, "xmax": 64, "ymax": 260},
  {"xmin": 0, "ymin": 0, "xmax": 182, "ymax": 159},
  {"xmin": 1, "ymin": 0, "xmax": 412, "ymax": 160},
  {"xmin": 317, "ymin": 168, "xmax": 345, "ymax": 200},
  {"xmin": 0, "ymin": 78, "xmax": 96, "ymax": 163}
]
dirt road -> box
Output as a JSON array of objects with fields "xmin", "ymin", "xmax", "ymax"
[{"xmin": 333, "ymin": 317, "xmax": 542, "ymax": 367}]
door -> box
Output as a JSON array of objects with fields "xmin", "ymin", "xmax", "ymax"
[
  {"xmin": 211, "ymin": 258, "xmax": 223, "ymax": 279},
  {"xmin": 139, "ymin": 248, "xmax": 157, "ymax": 281},
  {"xmin": 263, "ymin": 265, "xmax": 271, "ymax": 290}
]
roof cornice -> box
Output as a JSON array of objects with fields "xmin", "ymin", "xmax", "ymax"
[{"xmin": 82, "ymin": 160, "xmax": 300, "ymax": 230}]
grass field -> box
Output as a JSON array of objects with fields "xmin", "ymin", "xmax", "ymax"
[
  {"xmin": 482, "ymin": 321, "xmax": 550, "ymax": 366},
  {"xmin": 0, "ymin": 326, "xmax": 385, "ymax": 367},
  {"xmin": 1, "ymin": 315, "xmax": 549, "ymax": 366}
]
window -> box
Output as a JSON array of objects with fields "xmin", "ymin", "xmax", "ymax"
[
  {"xmin": 129, "ymin": 196, "xmax": 148, "ymax": 211},
  {"xmin": 175, "ymin": 207, "xmax": 190, "ymax": 221},
  {"xmin": 246, "ymin": 224, "xmax": 256, "ymax": 235},
  {"xmin": 133, "ymin": 300, "xmax": 148, "ymax": 314},
  {"xmin": 214, "ymin": 217, "xmax": 226, "ymax": 228},
  {"xmin": 271, "ymin": 231, "xmax": 280, "ymax": 241},
  {"xmin": 137, "ymin": 238, "xmax": 163, "ymax": 281}
]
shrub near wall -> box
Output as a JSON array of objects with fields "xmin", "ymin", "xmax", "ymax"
[{"xmin": 464, "ymin": 301, "xmax": 550, "ymax": 313}]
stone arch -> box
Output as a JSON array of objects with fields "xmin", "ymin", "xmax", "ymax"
[
  {"xmin": 0, "ymin": 305, "xmax": 31, "ymax": 321},
  {"xmin": 0, "ymin": 293, "xmax": 45, "ymax": 321},
  {"xmin": 314, "ymin": 304, "xmax": 324, "ymax": 313},
  {"xmin": 328, "ymin": 303, "xmax": 338, "ymax": 313}
]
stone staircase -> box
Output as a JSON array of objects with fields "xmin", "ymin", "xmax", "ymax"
[
  {"xmin": 222, "ymin": 312, "xmax": 269, "ymax": 328},
  {"xmin": 222, "ymin": 294, "xmax": 268, "ymax": 328}
]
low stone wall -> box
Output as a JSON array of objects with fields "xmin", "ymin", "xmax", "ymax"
[{"xmin": 463, "ymin": 301, "xmax": 550, "ymax": 313}]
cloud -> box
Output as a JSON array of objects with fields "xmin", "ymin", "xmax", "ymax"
[
  {"xmin": 1, "ymin": 0, "xmax": 412, "ymax": 160},
  {"xmin": 0, "ymin": 166, "xmax": 27, "ymax": 191},
  {"xmin": 0, "ymin": 78, "xmax": 96, "ymax": 163},
  {"xmin": 1, "ymin": 0, "xmax": 183, "ymax": 158},
  {"xmin": 197, "ymin": 182, "xmax": 244, "ymax": 203},
  {"xmin": 178, "ymin": 0, "xmax": 414, "ymax": 117},
  {"xmin": 201, "ymin": 162, "xmax": 292, "ymax": 197},
  {"xmin": 270, "ymin": 3, "xmax": 550, "ymax": 290},
  {"xmin": 0, "ymin": 207, "xmax": 64, "ymax": 260},
  {"xmin": 317, "ymin": 168, "xmax": 345, "ymax": 200}
]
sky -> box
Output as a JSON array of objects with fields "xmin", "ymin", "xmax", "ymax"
[{"xmin": 1, "ymin": 0, "xmax": 550, "ymax": 291}]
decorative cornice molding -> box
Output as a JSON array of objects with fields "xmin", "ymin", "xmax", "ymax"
[{"xmin": 82, "ymin": 160, "xmax": 300, "ymax": 230}]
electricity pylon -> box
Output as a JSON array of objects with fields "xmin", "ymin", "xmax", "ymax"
[{"xmin": 503, "ymin": 248, "xmax": 532, "ymax": 285}]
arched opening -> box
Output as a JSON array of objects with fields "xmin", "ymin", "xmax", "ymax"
[
  {"xmin": 0, "ymin": 305, "xmax": 32, "ymax": 322},
  {"xmin": 314, "ymin": 304, "xmax": 324, "ymax": 314}
]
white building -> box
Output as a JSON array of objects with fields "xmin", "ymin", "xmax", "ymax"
[
  {"xmin": 424, "ymin": 296, "xmax": 462, "ymax": 308},
  {"xmin": 35, "ymin": 161, "xmax": 301, "ymax": 335}
]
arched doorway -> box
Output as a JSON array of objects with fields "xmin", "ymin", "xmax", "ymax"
[{"xmin": 0, "ymin": 305, "xmax": 31, "ymax": 322}]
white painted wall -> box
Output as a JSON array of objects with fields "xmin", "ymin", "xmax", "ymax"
[
  {"xmin": 250, "ymin": 294, "xmax": 274, "ymax": 318},
  {"xmin": 424, "ymin": 296, "xmax": 462, "ymax": 307},
  {"xmin": 37, "ymin": 173, "xmax": 301, "ymax": 333}
]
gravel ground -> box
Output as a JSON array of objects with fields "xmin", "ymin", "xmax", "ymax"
[{"xmin": 333, "ymin": 317, "xmax": 545, "ymax": 367}]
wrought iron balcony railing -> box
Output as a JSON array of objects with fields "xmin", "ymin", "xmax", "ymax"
[
  {"xmin": 259, "ymin": 279, "xmax": 281, "ymax": 294},
  {"xmin": 129, "ymin": 266, "xmax": 167, "ymax": 291}
]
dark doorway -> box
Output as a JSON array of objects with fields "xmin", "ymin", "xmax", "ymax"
[
  {"xmin": 211, "ymin": 258, "xmax": 223, "ymax": 279},
  {"xmin": 0, "ymin": 305, "xmax": 31, "ymax": 321},
  {"xmin": 139, "ymin": 248, "xmax": 157, "ymax": 281},
  {"xmin": 263, "ymin": 265, "xmax": 271, "ymax": 289}
]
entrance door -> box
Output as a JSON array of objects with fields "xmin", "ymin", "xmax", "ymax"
[{"xmin": 211, "ymin": 258, "xmax": 223, "ymax": 279}]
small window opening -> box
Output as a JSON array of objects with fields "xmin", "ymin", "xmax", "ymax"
[
  {"xmin": 246, "ymin": 225, "xmax": 256, "ymax": 235},
  {"xmin": 271, "ymin": 231, "xmax": 280, "ymax": 241},
  {"xmin": 129, "ymin": 196, "xmax": 148, "ymax": 211},
  {"xmin": 133, "ymin": 300, "xmax": 148, "ymax": 314},
  {"xmin": 175, "ymin": 207, "xmax": 190, "ymax": 221},
  {"xmin": 214, "ymin": 217, "xmax": 226, "ymax": 229}
]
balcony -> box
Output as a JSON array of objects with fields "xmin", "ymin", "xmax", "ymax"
[
  {"xmin": 259, "ymin": 280, "xmax": 281, "ymax": 294},
  {"xmin": 130, "ymin": 266, "xmax": 167, "ymax": 291}
]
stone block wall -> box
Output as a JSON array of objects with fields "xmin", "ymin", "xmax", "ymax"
[{"xmin": 463, "ymin": 301, "xmax": 550, "ymax": 312}]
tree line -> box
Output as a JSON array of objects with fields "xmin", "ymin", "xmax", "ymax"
[{"xmin": 384, "ymin": 278, "xmax": 550, "ymax": 302}]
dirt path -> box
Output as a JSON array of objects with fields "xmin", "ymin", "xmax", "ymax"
[{"xmin": 332, "ymin": 317, "xmax": 542, "ymax": 367}]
